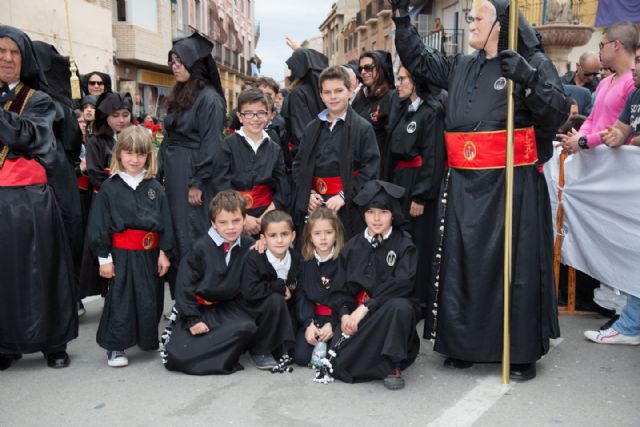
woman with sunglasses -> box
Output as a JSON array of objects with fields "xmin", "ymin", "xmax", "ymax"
[
  {"xmin": 384, "ymin": 64, "xmax": 446, "ymax": 332},
  {"xmin": 159, "ymin": 33, "xmax": 226, "ymax": 298},
  {"xmin": 352, "ymin": 51, "xmax": 395, "ymax": 159},
  {"xmin": 80, "ymin": 71, "xmax": 112, "ymax": 97}
]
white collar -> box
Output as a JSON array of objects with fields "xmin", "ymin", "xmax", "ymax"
[
  {"xmin": 117, "ymin": 170, "xmax": 147, "ymax": 190},
  {"xmin": 237, "ymin": 127, "xmax": 270, "ymax": 153},
  {"xmin": 408, "ymin": 97, "xmax": 423, "ymax": 112},
  {"xmin": 266, "ymin": 248, "xmax": 291, "ymax": 266},
  {"xmin": 207, "ymin": 226, "xmax": 241, "ymax": 249},
  {"xmin": 314, "ymin": 247, "xmax": 335, "ymax": 264},
  {"xmin": 364, "ymin": 226, "xmax": 393, "ymax": 243},
  {"xmin": 7, "ymin": 81, "xmax": 19, "ymax": 90}
]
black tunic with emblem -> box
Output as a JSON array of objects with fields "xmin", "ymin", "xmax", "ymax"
[
  {"xmin": 163, "ymin": 234, "xmax": 257, "ymax": 375},
  {"xmin": 328, "ymin": 229, "xmax": 420, "ymax": 382},
  {"xmin": 88, "ymin": 175, "xmax": 174, "ymax": 351},
  {"xmin": 292, "ymin": 107, "xmax": 380, "ymax": 238},
  {"xmin": 211, "ymin": 132, "xmax": 290, "ymax": 218},
  {"xmin": 293, "ymin": 257, "xmax": 340, "ymax": 366},
  {"xmin": 385, "ymin": 95, "xmax": 446, "ymax": 317},
  {"xmin": 240, "ymin": 250, "xmax": 299, "ymax": 356},
  {"xmin": 395, "ymin": 14, "xmax": 567, "ymax": 363}
]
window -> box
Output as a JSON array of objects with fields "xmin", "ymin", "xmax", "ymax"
[
  {"xmin": 116, "ymin": 0, "xmax": 126, "ymax": 22},
  {"xmin": 195, "ymin": 0, "xmax": 201, "ymax": 30},
  {"xmin": 181, "ymin": 0, "xmax": 188, "ymax": 30}
]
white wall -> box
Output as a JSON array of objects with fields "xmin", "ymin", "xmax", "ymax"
[{"xmin": 127, "ymin": 0, "xmax": 158, "ymax": 32}]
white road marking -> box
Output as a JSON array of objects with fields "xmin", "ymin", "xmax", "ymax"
[{"xmin": 428, "ymin": 338, "xmax": 564, "ymax": 427}]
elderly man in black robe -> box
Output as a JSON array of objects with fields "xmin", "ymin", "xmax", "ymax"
[
  {"xmin": 392, "ymin": 0, "xmax": 569, "ymax": 380},
  {"xmin": 0, "ymin": 25, "xmax": 77, "ymax": 370}
]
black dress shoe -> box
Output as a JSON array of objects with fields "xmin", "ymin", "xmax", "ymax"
[
  {"xmin": 0, "ymin": 354, "xmax": 21, "ymax": 371},
  {"xmin": 444, "ymin": 357, "xmax": 473, "ymax": 369},
  {"xmin": 46, "ymin": 351, "xmax": 70, "ymax": 369},
  {"xmin": 509, "ymin": 363, "xmax": 536, "ymax": 381}
]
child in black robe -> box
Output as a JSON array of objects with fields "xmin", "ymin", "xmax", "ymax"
[
  {"xmin": 241, "ymin": 210, "xmax": 298, "ymax": 370},
  {"xmin": 162, "ymin": 190, "xmax": 258, "ymax": 375},
  {"xmin": 328, "ymin": 180, "xmax": 420, "ymax": 390},
  {"xmin": 292, "ymin": 65, "xmax": 380, "ymax": 239},
  {"xmin": 88, "ymin": 126, "xmax": 173, "ymax": 367},
  {"xmin": 211, "ymin": 88, "xmax": 289, "ymax": 237},
  {"xmin": 293, "ymin": 207, "xmax": 345, "ymax": 367}
]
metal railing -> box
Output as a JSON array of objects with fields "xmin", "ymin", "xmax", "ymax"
[
  {"xmin": 422, "ymin": 29, "xmax": 464, "ymax": 57},
  {"xmin": 519, "ymin": 0, "xmax": 589, "ymax": 26}
]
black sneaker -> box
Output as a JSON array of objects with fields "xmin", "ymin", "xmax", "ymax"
[
  {"xmin": 444, "ymin": 357, "xmax": 473, "ymax": 369},
  {"xmin": 383, "ymin": 368, "xmax": 405, "ymax": 390},
  {"xmin": 509, "ymin": 363, "xmax": 536, "ymax": 381}
]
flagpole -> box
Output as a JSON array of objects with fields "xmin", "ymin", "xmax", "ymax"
[
  {"xmin": 502, "ymin": 0, "xmax": 519, "ymax": 385},
  {"xmin": 64, "ymin": 0, "xmax": 81, "ymax": 100}
]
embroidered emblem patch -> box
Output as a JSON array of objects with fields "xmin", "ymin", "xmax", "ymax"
[
  {"xmin": 243, "ymin": 193, "xmax": 254, "ymax": 209},
  {"xmin": 147, "ymin": 188, "xmax": 156, "ymax": 200},
  {"xmin": 463, "ymin": 141, "xmax": 477, "ymax": 161},
  {"xmin": 142, "ymin": 232, "xmax": 155, "ymax": 250},
  {"xmin": 494, "ymin": 77, "xmax": 507, "ymax": 91},
  {"xmin": 386, "ymin": 250, "xmax": 397, "ymax": 267},
  {"xmin": 406, "ymin": 121, "xmax": 417, "ymax": 134},
  {"xmin": 316, "ymin": 178, "xmax": 328, "ymax": 195}
]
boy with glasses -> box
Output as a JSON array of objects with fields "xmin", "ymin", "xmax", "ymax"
[{"xmin": 211, "ymin": 88, "xmax": 289, "ymax": 237}]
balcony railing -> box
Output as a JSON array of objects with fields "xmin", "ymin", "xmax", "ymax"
[
  {"xmin": 422, "ymin": 29, "xmax": 464, "ymax": 57},
  {"xmin": 519, "ymin": 0, "xmax": 590, "ymax": 26}
]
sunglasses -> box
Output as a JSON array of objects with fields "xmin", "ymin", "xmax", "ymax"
[
  {"xmin": 582, "ymin": 72, "xmax": 600, "ymax": 77},
  {"xmin": 359, "ymin": 63, "xmax": 376, "ymax": 73},
  {"xmin": 88, "ymin": 81, "xmax": 104, "ymax": 86}
]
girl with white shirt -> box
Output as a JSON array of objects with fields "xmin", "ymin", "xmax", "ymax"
[{"xmin": 88, "ymin": 126, "xmax": 173, "ymax": 367}]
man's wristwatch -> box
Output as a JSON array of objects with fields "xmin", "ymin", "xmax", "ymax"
[{"xmin": 578, "ymin": 136, "xmax": 589, "ymax": 150}]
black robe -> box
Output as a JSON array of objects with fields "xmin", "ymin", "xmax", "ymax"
[
  {"xmin": 88, "ymin": 175, "xmax": 174, "ymax": 351},
  {"xmin": 352, "ymin": 89, "xmax": 394, "ymax": 158},
  {"xmin": 395, "ymin": 16, "xmax": 567, "ymax": 363},
  {"xmin": 329, "ymin": 229, "xmax": 420, "ymax": 382},
  {"xmin": 294, "ymin": 257, "xmax": 340, "ymax": 366},
  {"xmin": 211, "ymin": 132, "xmax": 289, "ymax": 218},
  {"xmin": 163, "ymin": 234, "xmax": 257, "ymax": 375},
  {"xmin": 241, "ymin": 250, "xmax": 298, "ymax": 356},
  {"xmin": 159, "ymin": 85, "xmax": 225, "ymax": 274},
  {"xmin": 385, "ymin": 96, "xmax": 446, "ymax": 320},
  {"xmin": 0, "ymin": 86, "xmax": 78, "ymax": 355},
  {"xmin": 79, "ymin": 132, "xmax": 114, "ymax": 298},
  {"xmin": 292, "ymin": 107, "xmax": 380, "ymax": 238}
]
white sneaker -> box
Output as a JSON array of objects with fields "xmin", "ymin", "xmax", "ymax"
[
  {"xmin": 584, "ymin": 328, "xmax": 640, "ymax": 345},
  {"xmin": 107, "ymin": 350, "xmax": 129, "ymax": 367}
]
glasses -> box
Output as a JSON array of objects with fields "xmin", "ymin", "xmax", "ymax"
[
  {"xmin": 582, "ymin": 72, "xmax": 600, "ymax": 77},
  {"xmin": 358, "ymin": 63, "xmax": 376, "ymax": 73},
  {"xmin": 239, "ymin": 111, "xmax": 268, "ymax": 119},
  {"xmin": 168, "ymin": 58, "xmax": 183, "ymax": 67},
  {"xmin": 599, "ymin": 40, "xmax": 622, "ymax": 50},
  {"xmin": 88, "ymin": 80, "xmax": 104, "ymax": 86}
]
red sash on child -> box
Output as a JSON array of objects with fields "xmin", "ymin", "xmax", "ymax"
[
  {"xmin": 312, "ymin": 171, "xmax": 359, "ymax": 196},
  {"xmin": 314, "ymin": 303, "xmax": 332, "ymax": 316},
  {"xmin": 240, "ymin": 184, "xmax": 273, "ymax": 209},
  {"xmin": 394, "ymin": 155, "xmax": 423, "ymax": 169},
  {"xmin": 111, "ymin": 229, "xmax": 158, "ymax": 250},
  {"xmin": 77, "ymin": 175, "xmax": 90, "ymax": 190}
]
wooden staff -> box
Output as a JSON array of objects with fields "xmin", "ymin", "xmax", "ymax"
[
  {"xmin": 64, "ymin": 0, "xmax": 81, "ymax": 100},
  {"xmin": 502, "ymin": 0, "xmax": 519, "ymax": 385}
]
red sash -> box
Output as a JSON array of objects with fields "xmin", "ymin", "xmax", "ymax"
[
  {"xmin": 312, "ymin": 171, "xmax": 359, "ymax": 196},
  {"xmin": 395, "ymin": 155, "xmax": 423, "ymax": 169},
  {"xmin": 93, "ymin": 168, "xmax": 111, "ymax": 193},
  {"xmin": 195, "ymin": 295, "xmax": 219, "ymax": 307},
  {"xmin": 445, "ymin": 127, "xmax": 537, "ymax": 169},
  {"xmin": 0, "ymin": 158, "xmax": 47, "ymax": 186},
  {"xmin": 314, "ymin": 303, "xmax": 332, "ymax": 316},
  {"xmin": 355, "ymin": 289, "xmax": 370, "ymax": 306},
  {"xmin": 111, "ymin": 229, "xmax": 158, "ymax": 250},
  {"xmin": 77, "ymin": 175, "xmax": 90, "ymax": 190},
  {"xmin": 240, "ymin": 184, "xmax": 273, "ymax": 209}
]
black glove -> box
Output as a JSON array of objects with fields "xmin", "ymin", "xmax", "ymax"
[
  {"xmin": 391, "ymin": 0, "xmax": 410, "ymax": 18},
  {"xmin": 499, "ymin": 50, "xmax": 536, "ymax": 87}
]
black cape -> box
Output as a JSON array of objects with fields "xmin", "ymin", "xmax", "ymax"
[
  {"xmin": 328, "ymin": 229, "xmax": 420, "ymax": 382},
  {"xmin": 394, "ymin": 14, "xmax": 566, "ymax": 363},
  {"xmin": 163, "ymin": 234, "xmax": 257, "ymax": 375}
]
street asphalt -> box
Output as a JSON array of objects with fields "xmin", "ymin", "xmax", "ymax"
[{"xmin": 1, "ymin": 289, "xmax": 638, "ymax": 426}]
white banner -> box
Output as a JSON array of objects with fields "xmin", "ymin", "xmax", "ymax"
[{"xmin": 544, "ymin": 145, "xmax": 640, "ymax": 299}]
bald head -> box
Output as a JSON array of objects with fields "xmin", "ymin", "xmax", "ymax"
[{"xmin": 576, "ymin": 51, "xmax": 600, "ymax": 85}]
